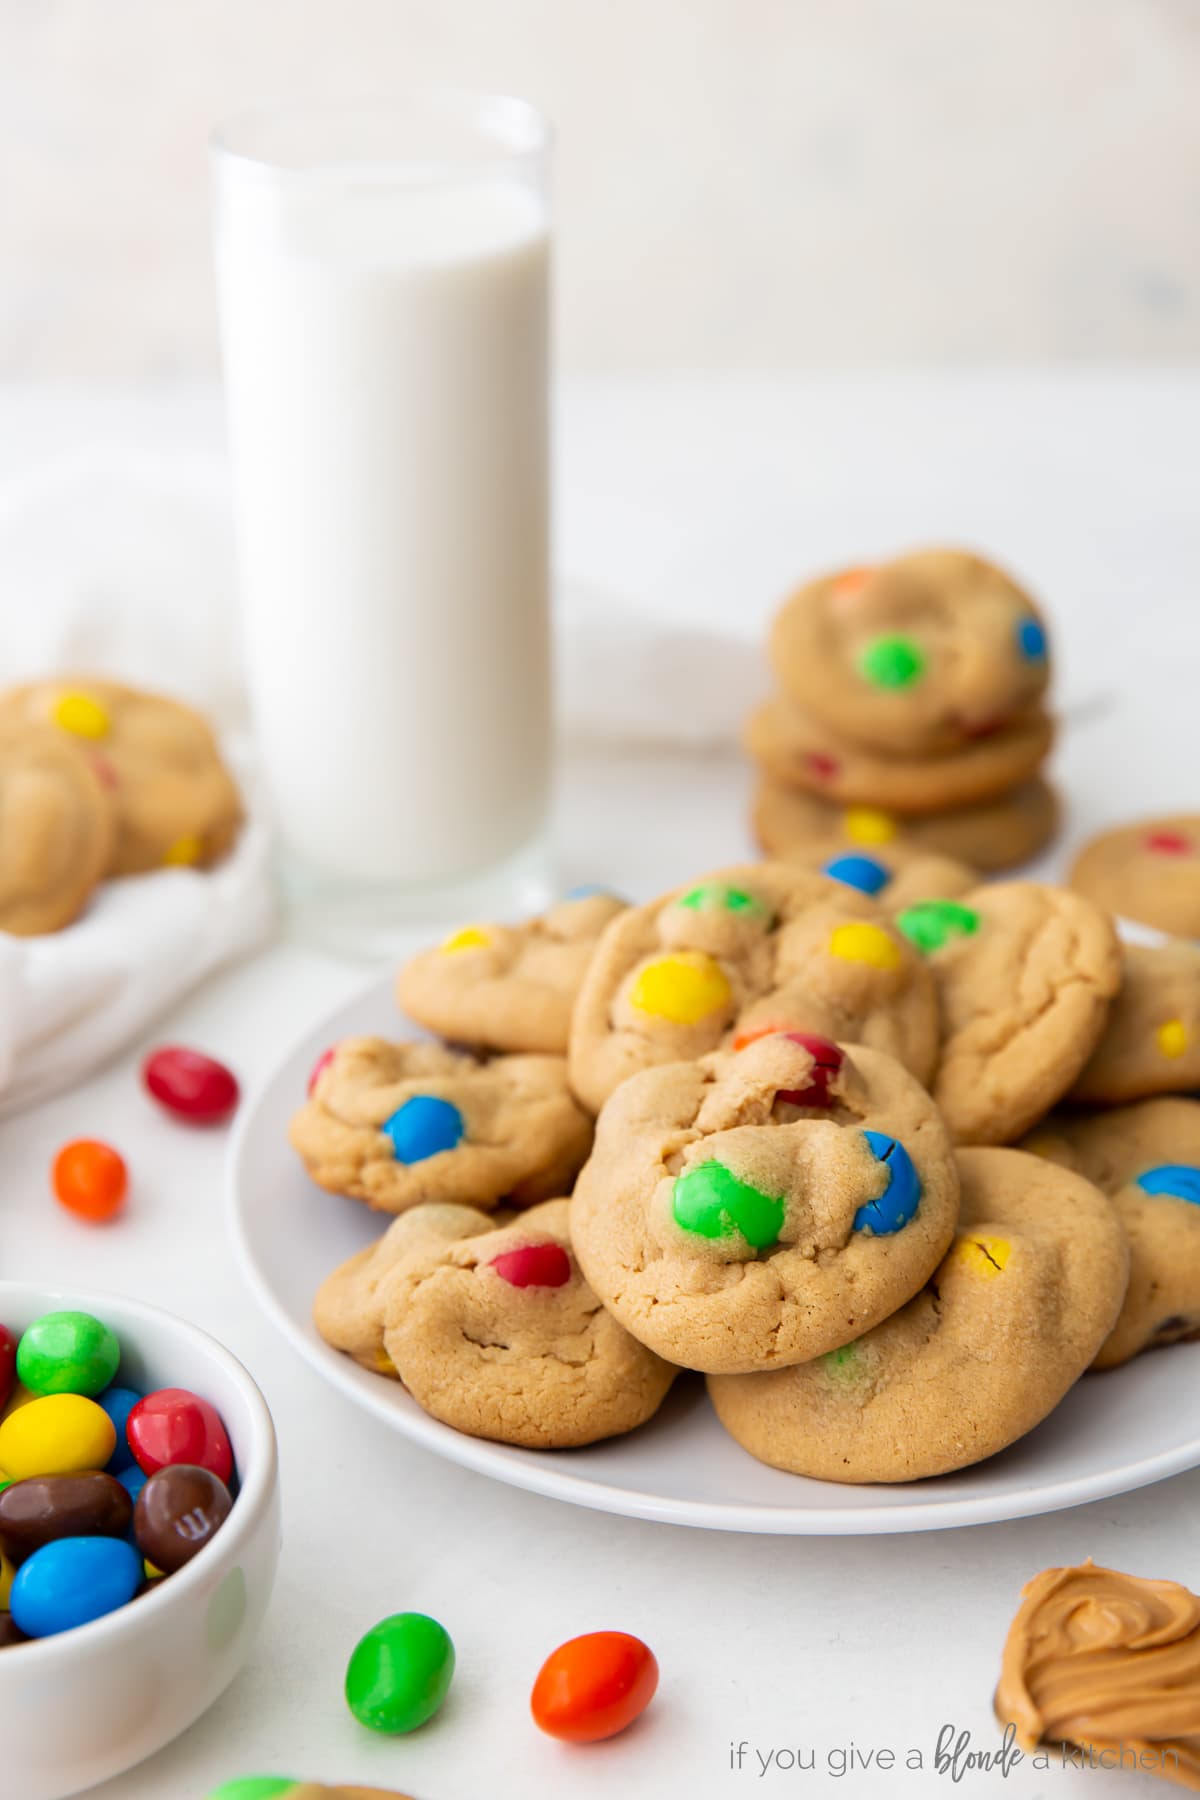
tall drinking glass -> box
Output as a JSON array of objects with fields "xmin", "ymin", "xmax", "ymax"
[{"xmin": 211, "ymin": 95, "xmax": 552, "ymax": 948}]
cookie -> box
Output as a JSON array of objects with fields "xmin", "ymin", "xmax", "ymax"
[
  {"xmin": 0, "ymin": 678, "xmax": 242, "ymax": 875},
  {"xmin": 768, "ymin": 548, "xmax": 1051, "ymax": 755},
  {"xmin": 996, "ymin": 1561, "xmax": 1200, "ymax": 1781},
  {"xmin": 1023, "ymin": 1098, "xmax": 1200, "ymax": 1367},
  {"xmin": 315, "ymin": 1202, "xmax": 489, "ymax": 1375},
  {"xmin": 757, "ymin": 836, "xmax": 976, "ymax": 913},
  {"xmin": 568, "ymin": 862, "xmax": 939, "ymax": 1114},
  {"xmin": 708, "ymin": 1147, "xmax": 1128, "ymax": 1482},
  {"xmin": 895, "ymin": 882, "xmax": 1121, "ymax": 1144},
  {"xmin": 753, "ymin": 775, "xmax": 1059, "ymax": 875},
  {"xmin": 346, "ymin": 1199, "xmax": 678, "ymax": 1449},
  {"xmin": 1071, "ymin": 943, "xmax": 1200, "ymax": 1105},
  {"xmin": 1069, "ymin": 816, "xmax": 1200, "ymax": 938},
  {"xmin": 290, "ymin": 1038, "xmax": 593, "ymax": 1214},
  {"xmin": 571, "ymin": 1033, "xmax": 960, "ymax": 1373},
  {"xmin": 396, "ymin": 891, "xmax": 626, "ymax": 1056},
  {"xmin": 0, "ymin": 725, "xmax": 115, "ymax": 934},
  {"xmin": 746, "ymin": 697, "xmax": 1054, "ymax": 815}
]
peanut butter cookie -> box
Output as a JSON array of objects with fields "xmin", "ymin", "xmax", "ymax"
[
  {"xmin": 571, "ymin": 1034, "xmax": 959, "ymax": 1373},
  {"xmin": 746, "ymin": 696, "xmax": 1053, "ymax": 814},
  {"xmin": 568, "ymin": 862, "xmax": 938, "ymax": 1114},
  {"xmin": 709, "ymin": 1148, "xmax": 1128, "ymax": 1481},
  {"xmin": 0, "ymin": 725, "xmax": 115, "ymax": 934},
  {"xmin": 1023, "ymin": 1098, "xmax": 1200, "ymax": 1368},
  {"xmin": 397, "ymin": 891, "xmax": 626, "ymax": 1055},
  {"xmin": 0, "ymin": 677, "xmax": 242, "ymax": 874},
  {"xmin": 1070, "ymin": 815, "xmax": 1200, "ymax": 938},
  {"xmin": 1071, "ymin": 943, "xmax": 1200, "ymax": 1105},
  {"xmin": 752, "ymin": 775, "xmax": 1059, "ymax": 875},
  {"xmin": 768, "ymin": 548, "xmax": 1051, "ymax": 755},
  {"xmin": 290, "ymin": 1038, "xmax": 592, "ymax": 1215},
  {"xmin": 895, "ymin": 882, "xmax": 1121, "ymax": 1144}
]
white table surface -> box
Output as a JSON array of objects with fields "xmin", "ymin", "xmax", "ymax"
[{"xmin": 2, "ymin": 372, "xmax": 1200, "ymax": 1800}]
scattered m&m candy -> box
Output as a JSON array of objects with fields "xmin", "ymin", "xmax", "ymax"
[
  {"xmin": 531, "ymin": 1630, "xmax": 659, "ymax": 1742},
  {"xmin": 345, "ymin": 1610, "xmax": 456, "ymax": 1734},
  {"xmin": 52, "ymin": 1138, "xmax": 128, "ymax": 1223},
  {"xmin": 142, "ymin": 1045, "xmax": 239, "ymax": 1124}
]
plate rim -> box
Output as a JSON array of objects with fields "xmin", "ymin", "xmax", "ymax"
[{"xmin": 225, "ymin": 968, "xmax": 1200, "ymax": 1536}]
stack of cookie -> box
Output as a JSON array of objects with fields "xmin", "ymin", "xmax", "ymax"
[
  {"xmin": 0, "ymin": 675, "xmax": 242, "ymax": 935},
  {"xmin": 292, "ymin": 858, "xmax": 1200, "ymax": 1484},
  {"xmin": 747, "ymin": 547, "xmax": 1060, "ymax": 877}
]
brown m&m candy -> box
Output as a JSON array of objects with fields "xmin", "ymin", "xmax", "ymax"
[
  {"xmin": 0, "ymin": 1471, "xmax": 132, "ymax": 1560},
  {"xmin": 133, "ymin": 1463, "xmax": 232, "ymax": 1574}
]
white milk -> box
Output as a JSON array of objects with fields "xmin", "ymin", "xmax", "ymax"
[{"xmin": 215, "ymin": 172, "xmax": 550, "ymax": 888}]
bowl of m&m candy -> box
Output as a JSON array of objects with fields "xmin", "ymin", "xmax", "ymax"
[{"xmin": 0, "ymin": 1282, "xmax": 280, "ymax": 1800}]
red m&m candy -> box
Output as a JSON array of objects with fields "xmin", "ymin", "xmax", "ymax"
[
  {"xmin": 143, "ymin": 1047, "xmax": 239, "ymax": 1125},
  {"xmin": 0, "ymin": 1325, "xmax": 16, "ymax": 1411},
  {"xmin": 127, "ymin": 1388, "xmax": 233, "ymax": 1484},
  {"xmin": 1145, "ymin": 831, "xmax": 1193, "ymax": 857},
  {"xmin": 776, "ymin": 1032, "xmax": 844, "ymax": 1108},
  {"xmin": 307, "ymin": 1047, "xmax": 336, "ymax": 1096},
  {"xmin": 489, "ymin": 1243, "xmax": 572, "ymax": 1289}
]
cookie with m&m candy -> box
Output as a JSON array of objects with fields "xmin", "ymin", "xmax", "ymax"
[
  {"xmin": 744, "ymin": 694, "xmax": 1054, "ymax": 814},
  {"xmin": 0, "ymin": 724, "xmax": 115, "ymax": 935},
  {"xmin": 316, "ymin": 1198, "xmax": 676, "ymax": 1448},
  {"xmin": 767, "ymin": 547, "xmax": 1051, "ymax": 756},
  {"xmin": 571, "ymin": 1033, "xmax": 959, "ymax": 1373},
  {"xmin": 1021, "ymin": 1097, "xmax": 1200, "ymax": 1368},
  {"xmin": 290, "ymin": 1038, "xmax": 591, "ymax": 1215},
  {"xmin": 751, "ymin": 775, "xmax": 1059, "ymax": 877},
  {"xmin": 568, "ymin": 861, "xmax": 938, "ymax": 1113},
  {"xmin": 708, "ymin": 1147, "xmax": 1127, "ymax": 1481},
  {"xmin": 1071, "ymin": 942, "xmax": 1200, "ymax": 1105},
  {"xmin": 1069, "ymin": 815, "xmax": 1200, "ymax": 938},
  {"xmin": 0, "ymin": 678, "xmax": 242, "ymax": 875},
  {"xmin": 396, "ymin": 890, "xmax": 627, "ymax": 1056},
  {"xmin": 894, "ymin": 881, "xmax": 1121, "ymax": 1145}
]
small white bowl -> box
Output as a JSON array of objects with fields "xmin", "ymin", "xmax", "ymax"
[{"xmin": 0, "ymin": 1281, "xmax": 281, "ymax": 1800}]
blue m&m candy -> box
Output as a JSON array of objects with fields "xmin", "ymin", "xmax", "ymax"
[
  {"xmin": 381, "ymin": 1095, "xmax": 465, "ymax": 1164},
  {"xmin": 117, "ymin": 1463, "xmax": 148, "ymax": 1508},
  {"xmin": 10, "ymin": 1535, "xmax": 141, "ymax": 1637},
  {"xmin": 1016, "ymin": 617, "xmax": 1047, "ymax": 661},
  {"xmin": 854, "ymin": 1131, "xmax": 921, "ymax": 1235},
  {"xmin": 1135, "ymin": 1164, "xmax": 1200, "ymax": 1207},
  {"xmin": 97, "ymin": 1386, "xmax": 142, "ymax": 1474},
  {"xmin": 822, "ymin": 853, "xmax": 890, "ymax": 898}
]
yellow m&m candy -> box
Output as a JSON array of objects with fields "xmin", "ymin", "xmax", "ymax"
[
  {"xmin": 51, "ymin": 690, "xmax": 110, "ymax": 740},
  {"xmin": 1157, "ymin": 1019, "xmax": 1189, "ymax": 1060},
  {"xmin": 163, "ymin": 835, "xmax": 203, "ymax": 867},
  {"xmin": 630, "ymin": 953, "xmax": 732, "ymax": 1026},
  {"xmin": 843, "ymin": 807, "xmax": 896, "ymax": 847},
  {"xmin": 950, "ymin": 1234, "xmax": 1011, "ymax": 1280},
  {"xmin": 828, "ymin": 922, "xmax": 903, "ymax": 971},
  {"xmin": 0, "ymin": 1393, "xmax": 116, "ymax": 1482},
  {"xmin": 440, "ymin": 926, "xmax": 491, "ymax": 955}
]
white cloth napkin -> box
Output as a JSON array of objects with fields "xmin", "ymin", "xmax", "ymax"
[{"xmin": 0, "ymin": 450, "xmax": 275, "ymax": 1112}]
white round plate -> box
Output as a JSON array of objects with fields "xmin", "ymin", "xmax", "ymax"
[{"xmin": 228, "ymin": 973, "xmax": 1200, "ymax": 1535}]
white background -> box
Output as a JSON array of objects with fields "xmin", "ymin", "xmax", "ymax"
[
  {"xmin": 5, "ymin": 0, "xmax": 1200, "ymax": 373},
  {"xmin": 1, "ymin": 373, "xmax": 1198, "ymax": 1798}
]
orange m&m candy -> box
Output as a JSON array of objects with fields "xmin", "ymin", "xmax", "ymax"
[
  {"xmin": 531, "ymin": 1630, "xmax": 658, "ymax": 1743},
  {"xmin": 52, "ymin": 1140, "xmax": 128, "ymax": 1223}
]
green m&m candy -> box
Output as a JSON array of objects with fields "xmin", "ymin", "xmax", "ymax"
[
  {"xmin": 16, "ymin": 1312, "xmax": 120, "ymax": 1398},
  {"xmin": 858, "ymin": 634, "xmax": 926, "ymax": 689},
  {"xmin": 346, "ymin": 1610, "xmax": 456, "ymax": 1734},
  {"xmin": 672, "ymin": 1161, "xmax": 785, "ymax": 1251},
  {"xmin": 205, "ymin": 1782, "xmax": 300, "ymax": 1800},
  {"xmin": 677, "ymin": 883, "xmax": 767, "ymax": 918},
  {"xmin": 895, "ymin": 899, "xmax": 980, "ymax": 956}
]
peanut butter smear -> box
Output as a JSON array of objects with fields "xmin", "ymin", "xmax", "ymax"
[{"xmin": 996, "ymin": 1560, "xmax": 1200, "ymax": 1790}]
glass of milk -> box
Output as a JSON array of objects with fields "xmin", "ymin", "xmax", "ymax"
[{"xmin": 211, "ymin": 95, "xmax": 553, "ymax": 948}]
